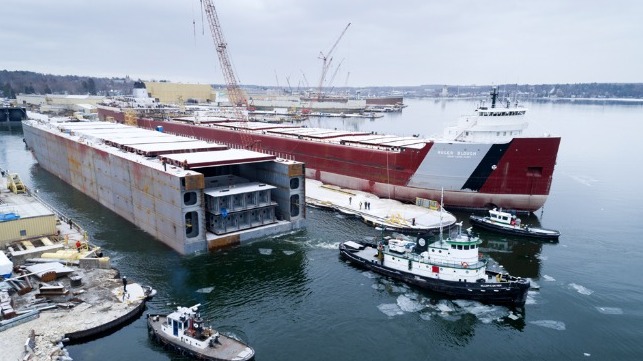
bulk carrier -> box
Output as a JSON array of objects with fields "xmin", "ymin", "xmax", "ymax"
[{"xmin": 97, "ymin": 89, "xmax": 560, "ymax": 213}]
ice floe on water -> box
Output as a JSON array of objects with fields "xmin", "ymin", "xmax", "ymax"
[
  {"xmin": 196, "ymin": 287, "xmax": 214, "ymax": 294},
  {"xmin": 258, "ymin": 248, "xmax": 273, "ymax": 255},
  {"xmin": 282, "ymin": 250, "xmax": 295, "ymax": 256},
  {"xmin": 595, "ymin": 306, "xmax": 623, "ymax": 315},
  {"xmin": 529, "ymin": 320, "xmax": 566, "ymax": 330},
  {"xmin": 377, "ymin": 303, "xmax": 405, "ymax": 317},
  {"xmin": 374, "ymin": 293, "xmax": 520, "ymax": 325},
  {"xmin": 397, "ymin": 294, "xmax": 425, "ymax": 313},
  {"xmin": 542, "ymin": 275, "xmax": 556, "ymax": 282},
  {"xmin": 569, "ymin": 283, "xmax": 593, "ymax": 295}
]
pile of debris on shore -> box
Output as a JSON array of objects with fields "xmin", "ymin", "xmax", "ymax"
[{"xmin": 1, "ymin": 258, "xmax": 154, "ymax": 361}]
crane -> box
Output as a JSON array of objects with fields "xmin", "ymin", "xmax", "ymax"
[
  {"xmin": 201, "ymin": 0, "xmax": 247, "ymax": 109},
  {"xmin": 201, "ymin": 0, "xmax": 259, "ymax": 149},
  {"xmin": 316, "ymin": 23, "xmax": 350, "ymax": 101}
]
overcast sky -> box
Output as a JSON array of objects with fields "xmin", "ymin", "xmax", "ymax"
[{"xmin": 2, "ymin": 0, "xmax": 642, "ymax": 87}]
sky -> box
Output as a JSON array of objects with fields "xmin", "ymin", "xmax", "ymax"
[{"xmin": 2, "ymin": 0, "xmax": 642, "ymax": 88}]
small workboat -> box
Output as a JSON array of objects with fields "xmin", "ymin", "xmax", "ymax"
[
  {"xmin": 469, "ymin": 208, "xmax": 560, "ymax": 240},
  {"xmin": 147, "ymin": 304, "xmax": 254, "ymax": 361},
  {"xmin": 339, "ymin": 222, "xmax": 531, "ymax": 306}
]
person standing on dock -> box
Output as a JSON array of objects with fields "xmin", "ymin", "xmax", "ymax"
[
  {"xmin": 349, "ymin": 196, "xmax": 352, "ymax": 205},
  {"xmin": 122, "ymin": 276, "xmax": 128, "ymax": 293},
  {"xmin": 68, "ymin": 218, "xmax": 73, "ymax": 229},
  {"xmin": 359, "ymin": 202, "xmax": 362, "ymax": 210}
]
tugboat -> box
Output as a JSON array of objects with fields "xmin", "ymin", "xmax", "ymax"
[
  {"xmin": 147, "ymin": 304, "xmax": 255, "ymax": 361},
  {"xmin": 469, "ymin": 208, "xmax": 560, "ymax": 240},
  {"xmin": 339, "ymin": 222, "xmax": 530, "ymax": 306}
]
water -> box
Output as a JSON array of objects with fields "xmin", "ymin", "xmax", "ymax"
[{"xmin": 2, "ymin": 98, "xmax": 643, "ymax": 360}]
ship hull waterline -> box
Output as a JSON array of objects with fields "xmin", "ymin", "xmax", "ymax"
[
  {"xmin": 339, "ymin": 243, "xmax": 530, "ymax": 306},
  {"xmin": 97, "ymin": 108, "xmax": 560, "ymax": 213}
]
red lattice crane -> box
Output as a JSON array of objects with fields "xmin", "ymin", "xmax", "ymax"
[{"xmin": 202, "ymin": 0, "xmax": 258, "ymax": 149}]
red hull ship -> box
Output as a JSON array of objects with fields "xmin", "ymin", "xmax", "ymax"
[{"xmin": 97, "ymin": 93, "xmax": 560, "ymax": 213}]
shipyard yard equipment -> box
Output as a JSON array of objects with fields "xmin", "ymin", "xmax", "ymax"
[
  {"xmin": 316, "ymin": 23, "xmax": 350, "ymax": 100},
  {"xmin": 201, "ymin": 0, "xmax": 257, "ymax": 149}
]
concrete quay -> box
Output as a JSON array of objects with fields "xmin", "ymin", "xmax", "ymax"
[{"xmin": 1, "ymin": 267, "xmax": 149, "ymax": 361}]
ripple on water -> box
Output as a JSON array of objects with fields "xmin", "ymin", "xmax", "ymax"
[{"xmin": 258, "ymin": 248, "xmax": 273, "ymax": 255}]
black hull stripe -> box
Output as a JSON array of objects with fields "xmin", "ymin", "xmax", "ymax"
[{"xmin": 461, "ymin": 141, "xmax": 511, "ymax": 191}]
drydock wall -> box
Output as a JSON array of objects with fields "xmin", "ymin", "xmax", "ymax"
[{"xmin": 22, "ymin": 122, "xmax": 207, "ymax": 253}]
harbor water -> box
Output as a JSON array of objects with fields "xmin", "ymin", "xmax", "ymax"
[{"xmin": 1, "ymin": 98, "xmax": 642, "ymax": 360}]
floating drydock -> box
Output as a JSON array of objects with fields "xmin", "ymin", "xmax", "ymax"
[{"xmin": 22, "ymin": 116, "xmax": 306, "ymax": 254}]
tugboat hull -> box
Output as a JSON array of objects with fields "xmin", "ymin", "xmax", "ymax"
[
  {"xmin": 147, "ymin": 314, "xmax": 254, "ymax": 361},
  {"xmin": 339, "ymin": 242, "xmax": 529, "ymax": 306},
  {"xmin": 469, "ymin": 215, "xmax": 560, "ymax": 240}
]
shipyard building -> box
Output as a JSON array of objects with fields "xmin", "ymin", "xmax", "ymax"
[{"xmin": 22, "ymin": 117, "xmax": 306, "ymax": 254}]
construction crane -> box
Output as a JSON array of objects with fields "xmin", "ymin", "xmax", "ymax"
[
  {"xmin": 201, "ymin": 0, "xmax": 247, "ymax": 110},
  {"xmin": 316, "ymin": 22, "xmax": 350, "ymax": 101},
  {"xmin": 201, "ymin": 0, "xmax": 259, "ymax": 149}
]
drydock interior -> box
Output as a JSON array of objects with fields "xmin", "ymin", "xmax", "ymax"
[{"xmin": 22, "ymin": 118, "xmax": 306, "ymax": 254}]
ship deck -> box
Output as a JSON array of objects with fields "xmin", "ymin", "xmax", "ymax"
[{"xmin": 306, "ymin": 179, "xmax": 456, "ymax": 232}]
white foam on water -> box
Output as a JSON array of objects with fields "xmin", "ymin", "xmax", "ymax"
[
  {"xmin": 371, "ymin": 283, "xmax": 385, "ymax": 291},
  {"xmin": 525, "ymin": 290, "xmax": 538, "ymax": 305},
  {"xmin": 569, "ymin": 283, "xmax": 594, "ymax": 295},
  {"xmin": 258, "ymin": 248, "xmax": 273, "ymax": 255},
  {"xmin": 397, "ymin": 294, "xmax": 425, "ymax": 313},
  {"xmin": 195, "ymin": 287, "xmax": 214, "ymax": 294},
  {"xmin": 434, "ymin": 300, "xmax": 455, "ymax": 313},
  {"xmin": 362, "ymin": 271, "xmax": 378, "ymax": 279},
  {"xmin": 543, "ymin": 275, "xmax": 556, "ymax": 282},
  {"xmin": 584, "ymin": 353, "xmax": 591, "ymax": 357},
  {"xmin": 282, "ymin": 250, "xmax": 295, "ymax": 256},
  {"xmin": 595, "ymin": 307, "xmax": 623, "ymax": 315},
  {"xmin": 438, "ymin": 313, "xmax": 462, "ymax": 322},
  {"xmin": 507, "ymin": 312, "xmax": 520, "ymax": 321},
  {"xmin": 391, "ymin": 285, "xmax": 410, "ymax": 294},
  {"xmin": 313, "ymin": 241, "xmax": 341, "ymax": 250},
  {"xmin": 529, "ymin": 320, "xmax": 566, "ymax": 330},
  {"xmin": 528, "ymin": 279, "xmax": 540, "ymax": 290},
  {"xmin": 377, "ymin": 303, "xmax": 404, "ymax": 317},
  {"xmin": 419, "ymin": 312, "xmax": 432, "ymax": 321}
]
